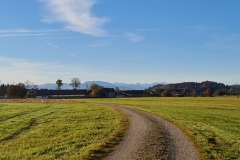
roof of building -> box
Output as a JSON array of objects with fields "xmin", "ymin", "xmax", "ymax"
[{"xmin": 35, "ymin": 89, "xmax": 88, "ymax": 96}]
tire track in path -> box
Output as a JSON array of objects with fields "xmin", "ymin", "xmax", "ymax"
[{"xmin": 105, "ymin": 105, "xmax": 200, "ymax": 160}]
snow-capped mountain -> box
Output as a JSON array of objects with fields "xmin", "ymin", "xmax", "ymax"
[{"xmin": 39, "ymin": 81, "xmax": 166, "ymax": 90}]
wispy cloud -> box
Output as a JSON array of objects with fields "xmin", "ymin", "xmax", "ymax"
[
  {"xmin": 0, "ymin": 29, "xmax": 61, "ymax": 37},
  {"xmin": 0, "ymin": 29, "xmax": 60, "ymax": 33},
  {"xmin": 137, "ymin": 26, "xmax": 211, "ymax": 32},
  {"xmin": 1, "ymin": 56, "xmax": 152, "ymax": 84},
  {"xmin": 0, "ymin": 56, "xmax": 98, "ymax": 84},
  {"xmin": 38, "ymin": 38, "xmax": 76, "ymax": 56},
  {"xmin": 0, "ymin": 33, "xmax": 50, "ymax": 38},
  {"xmin": 0, "ymin": 56, "xmax": 56, "ymax": 84},
  {"xmin": 39, "ymin": 39, "xmax": 61, "ymax": 50},
  {"xmin": 40, "ymin": 0, "xmax": 108, "ymax": 37},
  {"xmin": 126, "ymin": 32, "xmax": 143, "ymax": 42}
]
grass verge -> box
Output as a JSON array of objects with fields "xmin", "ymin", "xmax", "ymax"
[
  {"xmin": 86, "ymin": 97, "xmax": 240, "ymax": 160},
  {"xmin": 0, "ymin": 100, "xmax": 128, "ymax": 160}
]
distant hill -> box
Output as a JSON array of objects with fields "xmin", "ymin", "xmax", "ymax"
[
  {"xmin": 39, "ymin": 81, "xmax": 165, "ymax": 90},
  {"xmin": 147, "ymin": 81, "xmax": 240, "ymax": 96},
  {"xmin": 232, "ymin": 84, "xmax": 240, "ymax": 88}
]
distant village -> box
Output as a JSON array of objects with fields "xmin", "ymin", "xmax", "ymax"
[
  {"xmin": 0, "ymin": 79, "xmax": 239, "ymax": 99},
  {"xmin": 0, "ymin": 78, "xmax": 147, "ymax": 99}
]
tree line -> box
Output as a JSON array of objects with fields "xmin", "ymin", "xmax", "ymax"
[
  {"xmin": 55, "ymin": 78, "xmax": 112, "ymax": 97},
  {"xmin": 0, "ymin": 83, "xmax": 27, "ymax": 98},
  {"xmin": 0, "ymin": 78, "xmax": 106, "ymax": 98},
  {"xmin": 0, "ymin": 78, "xmax": 82, "ymax": 98},
  {"xmin": 146, "ymin": 81, "xmax": 240, "ymax": 97},
  {"xmin": 1, "ymin": 79, "xmax": 239, "ymax": 98}
]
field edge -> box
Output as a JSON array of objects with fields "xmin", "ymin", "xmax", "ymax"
[{"xmin": 82, "ymin": 104, "xmax": 129, "ymax": 160}]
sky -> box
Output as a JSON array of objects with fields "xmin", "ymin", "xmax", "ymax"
[{"xmin": 0, "ymin": 0, "xmax": 240, "ymax": 85}]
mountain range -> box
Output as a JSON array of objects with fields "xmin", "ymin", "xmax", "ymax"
[{"xmin": 39, "ymin": 81, "xmax": 166, "ymax": 90}]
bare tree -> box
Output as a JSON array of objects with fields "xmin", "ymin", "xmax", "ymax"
[
  {"xmin": 114, "ymin": 87, "xmax": 120, "ymax": 93},
  {"xmin": 89, "ymin": 83, "xmax": 101, "ymax": 97},
  {"xmin": 70, "ymin": 78, "xmax": 81, "ymax": 90},
  {"xmin": 7, "ymin": 83, "xmax": 27, "ymax": 98},
  {"xmin": 25, "ymin": 81, "xmax": 38, "ymax": 90},
  {"xmin": 56, "ymin": 79, "xmax": 63, "ymax": 90}
]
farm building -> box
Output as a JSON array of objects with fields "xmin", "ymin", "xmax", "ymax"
[
  {"xmin": 116, "ymin": 90, "xmax": 146, "ymax": 97},
  {"xmin": 99, "ymin": 88, "xmax": 116, "ymax": 98},
  {"xmin": 28, "ymin": 89, "xmax": 89, "ymax": 98},
  {"xmin": 27, "ymin": 88, "xmax": 146, "ymax": 98}
]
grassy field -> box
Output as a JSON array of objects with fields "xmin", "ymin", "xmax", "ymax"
[
  {"xmin": 1, "ymin": 98, "xmax": 239, "ymax": 160},
  {"xmin": 0, "ymin": 100, "xmax": 127, "ymax": 160},
  {"xmin": 86, "ymin": 97, "xmax": 240, "ymax": 160}
]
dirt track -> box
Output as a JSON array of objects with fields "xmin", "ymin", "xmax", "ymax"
[{"xmin": 105, "ymin": 105, "xmax": 200, "ymax": 160}]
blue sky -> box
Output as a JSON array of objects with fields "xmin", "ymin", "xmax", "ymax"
[{"xmin": 0, "ymin": 0, "xmax": 239, "ymax": 85}]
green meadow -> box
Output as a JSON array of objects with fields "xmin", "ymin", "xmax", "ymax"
[
  {"xmin": 0, "ymin": 97, "xmax": 239, "ymax": 160},
  {"xmin": 0, "ymin": 100, "xmax": 127, "ymax": 160},
  {"xmin": 87, "ymin": 97, "xmax": 240, "ymax": 160}
]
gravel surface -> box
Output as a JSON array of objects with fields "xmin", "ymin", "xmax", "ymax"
[{"xmin": 105, "ymin": 105, "xmax": 200, "ymax": 160}]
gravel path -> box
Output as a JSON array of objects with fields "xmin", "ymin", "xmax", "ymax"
[{"xmin": 105, "ymin": 105, "xmax": 200, "ymax": 160}]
